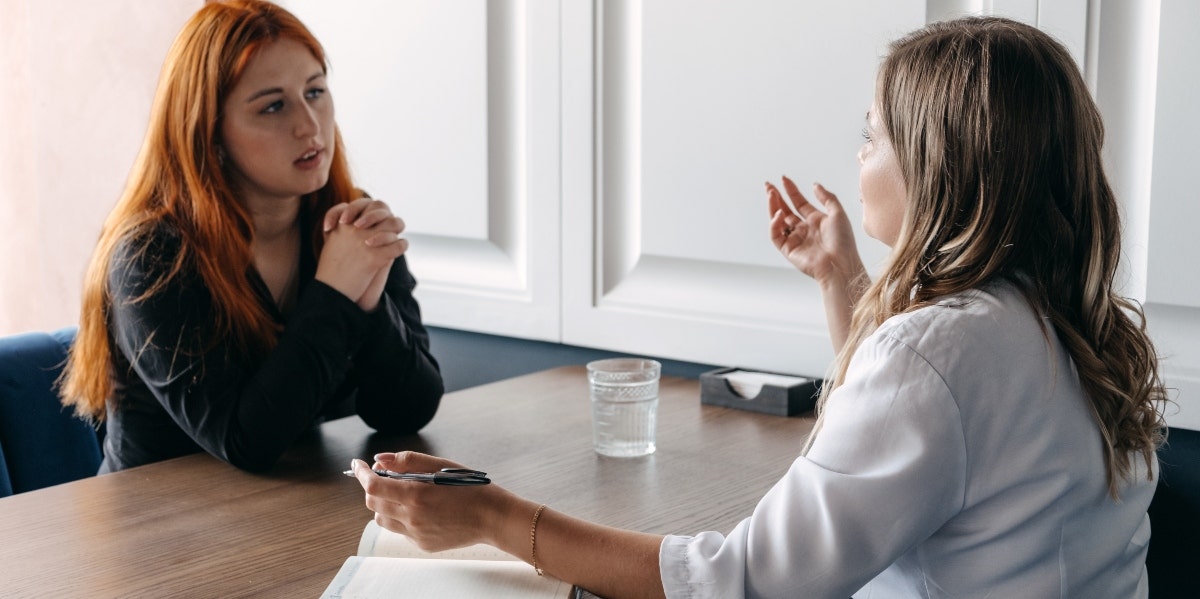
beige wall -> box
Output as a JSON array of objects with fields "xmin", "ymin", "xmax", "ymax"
[{"xmin": 0, "ymin": 0, "xmax": 199, "ymax": 335}]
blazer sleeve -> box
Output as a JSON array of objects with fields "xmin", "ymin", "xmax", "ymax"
[{"xmin": 346, "ymin": 255, "xmax": 444, "ymax": 434}]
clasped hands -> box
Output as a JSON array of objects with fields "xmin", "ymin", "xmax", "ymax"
[{"xmin": 315, "ymin": 197, "xmax": 408, "ymax": 312}]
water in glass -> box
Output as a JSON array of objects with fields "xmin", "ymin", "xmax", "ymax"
[{"xmin": 587, "ymin": 358, "xmax": 660, "ymax": 457}]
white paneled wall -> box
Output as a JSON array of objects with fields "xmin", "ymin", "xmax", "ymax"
[
  {"xmin": 1143, "ymin": 0, "xmax": 1200, "ymax": 429},
  {"xmin": 1146, "ymin": 1, "xmax": 1200, "ymax": 310},
  {"xmin": 288, "ymin": 0, "xmax": 563, "ymax": 340},
  {"xmin": 285, "ymin": 0, "xmax": 1200, "ymax": 429},
  {"xmin": 561, "ymin": 0, "xmax": 923, "ymax": 374}
]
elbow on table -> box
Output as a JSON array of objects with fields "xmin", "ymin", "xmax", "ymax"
[
  {"xmin": 225, "ymin": 451, "xmax": 281, "ymax": 473},
  {"xmin": 220, "ymin": 438, "xmax": 288, "ymax": 473},
  {"xmin": 229, "ymin": 455, "xmax": 277, "ymax": 473},
  {"xmin": 361, "ymin": 384, "xmax": 444, "ymax": 435}
]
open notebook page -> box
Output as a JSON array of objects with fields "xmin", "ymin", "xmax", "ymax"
[
  {"xmin": 322, "ymin": 556, "xmax": 573, "ymax": 599},
  {"xmin": 334, "ymin": 520, "xmax": 601, "ymax": 599}
]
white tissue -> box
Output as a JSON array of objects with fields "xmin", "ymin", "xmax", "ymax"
[{"xmin": 720, "ymin": 370, "xmax": 810, "ymax": 399}]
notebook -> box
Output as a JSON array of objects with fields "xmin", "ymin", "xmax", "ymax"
[{"xmin": 320, "ymin": 520, "xmax": 600, "ymax": 598}]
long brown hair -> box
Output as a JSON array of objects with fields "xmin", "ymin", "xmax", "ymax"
[
  {"xmin": 814, "ymin": 17, "xmax": 1165, "ymax": 497},
  {"xmin": 62, "ymin": 0, "xmax": 357, "ymax": 420}
]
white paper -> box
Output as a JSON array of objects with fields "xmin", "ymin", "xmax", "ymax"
[
  {"xmin": 719, "ymin": 369, "xmax": 811, "ymax": 399},
  {"xmin": 322, "ymin": 556, "xmax": 572, "ymax": 599}
]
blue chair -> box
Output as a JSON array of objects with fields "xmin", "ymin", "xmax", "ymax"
[
  {"xmin": 0, "ymin": 327, "xmax": 102, "ymax": 497},
  {"xmin": 1147, "ymin": 426, "xmax": 1200, "ymax": 598}
]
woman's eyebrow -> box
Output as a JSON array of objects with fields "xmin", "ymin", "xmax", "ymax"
[{"xmin": 245, "ymin": 87, "xmax": 283, "ymax": 103}]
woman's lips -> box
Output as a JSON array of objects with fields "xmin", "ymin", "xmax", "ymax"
[{"xmin": 294, "ymin": 148, "xmax": 323, "ymax": 170}]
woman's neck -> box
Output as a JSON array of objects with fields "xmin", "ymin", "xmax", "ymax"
[
  {"xmin": 248, "ymin": 196, "xmax": 303, "ymax": 242},
  {"xmin": 245, "ymin": 194, "xmax": 303, "ymax": 312}
]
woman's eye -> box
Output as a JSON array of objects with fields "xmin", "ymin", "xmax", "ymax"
[
  {"xmin": 861, "ymin": 127, "xmax": 872, "ymax": 142},
  {"xmin": 306, "ymin": 87, "xmax": 326, "ymax": 100},
  {"xmin": 261, "ymin": 100, "xmax": 284, "ymax": 114}
]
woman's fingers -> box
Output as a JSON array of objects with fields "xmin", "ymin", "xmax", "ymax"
[
  {"xmin": 374, "ymin": 451, "xmax": 464, "ymax": 472},
  {"xmin": 352, "ymin": 201, "xmax": 395, "ymax": 229},
  {"xmin": 326, "ymin": 197, "xmax": 386, "ymax": 232},
  {"xmin": 812, "ymin": 182, "xmax": 842, "ymax": 214},
  {"xmin": 781, "ymin": 175, "xmax": 821, "ymax": 221},
  {"xmin": 353, "ymin": 459, "xmax": 397, "ymax": 504},
  {"xmin": 766, "ymin": 181, "xmax": 789, "ymax": 217},
  {"xmin": 374, "ymin": 513, "xmax": 408, "ymax": 536},
  {"xmin": 323, "ymin": 203, "xmax": 348, "ymax": 233},
  {"xmin": 768, "ymin": 207, "xmax": 792, "ymax": 247},
  {"xmin": 767, "ymin": 182, "xmax": 805, "ymax": 247},
  {"xmin": 333, "ymin": 197, "xmax": 374, "ymax": 225},
  {"xmin": 351, "ymin": 458, "xmax": 379, "ymax": 487},
  {"xmin": 337, "ymin": 199, "xmax": 406, "ymax": 237},
  {"xmin": 364, "ymin": 235, "xmax": 409, "ymax": 259},
  {"xmin": 328, "ymin": 211, "xmax": 407, "ymax": 250},
  {"xmin": 361, "ymin": 214, "xmax": 406, "ymax": 246},
  {"xmin": 769, "ymin": 178, "xmax": 821, "ymax": 251}
]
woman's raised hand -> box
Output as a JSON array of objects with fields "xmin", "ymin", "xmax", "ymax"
[
  {"xmin": 317, "ymin": 197, "xmax": 408, "ymax": 311},
  {"xmin": 768, "ymin": 176, "xmax": 869, "ymax": 351},
  {"xmin": 767, "ymin": 176, "xmax": 865, "ymax": 289}
]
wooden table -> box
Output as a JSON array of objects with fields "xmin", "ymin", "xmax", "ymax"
[{"xmin": 0, "ymin": 366, "xmax": 813, "ymax": 598}]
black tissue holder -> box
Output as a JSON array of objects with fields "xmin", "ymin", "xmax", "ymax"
[{"xmin": 699, "ymin": 367, "xmax": 822, "ymax": 417}]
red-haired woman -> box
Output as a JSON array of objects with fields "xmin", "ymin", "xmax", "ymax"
[{"xmin": 61, "ymin": 0, "xmax": 443, "ymax": 473}]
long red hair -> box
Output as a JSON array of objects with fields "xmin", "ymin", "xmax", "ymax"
[{"xmin": 62, "ymin": 0, "xmax": 357, "ymax": 420}]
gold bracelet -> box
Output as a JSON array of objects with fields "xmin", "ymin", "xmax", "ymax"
[{"xmin": 530, "ymin": 503, "xmax": 547, "ymax": 576}]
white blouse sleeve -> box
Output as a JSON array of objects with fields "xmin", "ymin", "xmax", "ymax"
[{"xmin": 659, "ymin": 331, "xmax": 968, "ymax": 598}]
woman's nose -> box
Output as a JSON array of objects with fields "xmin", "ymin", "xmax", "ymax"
[{"xmin": 294, "ymin": 103, "xmax": 320, "ymax": 138}]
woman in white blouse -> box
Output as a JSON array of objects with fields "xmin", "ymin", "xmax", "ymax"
[{"xmin": 351, "ymin": 16, "xmax": 1167, "ymax": 598}]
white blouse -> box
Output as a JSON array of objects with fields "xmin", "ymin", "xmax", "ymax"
[{"xmin": 659, "ymin": 281, "xmax": 1155, "ymax": 598}]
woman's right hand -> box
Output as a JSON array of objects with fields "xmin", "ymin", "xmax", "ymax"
[
  {"xmin": 352, "ymin": 452, "xmax": 525, "ymax": 553},
  {"xmin": 768, "ymin": 176, "xmax": 868, "ymax": 352},
  {"xmin": 353, "ymin": 451, "xmax": 667, "ymax": 599},
  {"xmin": 767, "ymin": 176, "xmax": 865, "ymax": 287}
]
